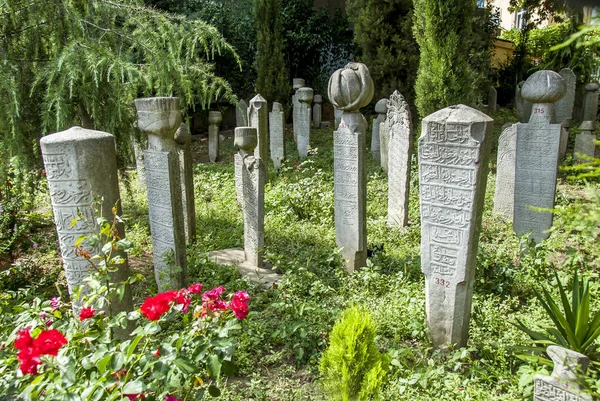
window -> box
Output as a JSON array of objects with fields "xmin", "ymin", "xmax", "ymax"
[{"xmin": 515, "ymin": 9, "xmax": 527, "ymax": 30}]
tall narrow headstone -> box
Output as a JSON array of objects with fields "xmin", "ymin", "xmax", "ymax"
[
  {"xmin": 208, "ymin": 111, "xmax": 222, "ymax": 163},
  {"xmin": 41, "ymin": 127, "xmax": 133, "ymax": 316},
  {"xmin": 574, "ymin": 82, "xmax": 599, "ymax": 164},
  {"xmin": 516, "ymin": 81, "xmax": 533, "ymax": 123},
  {"xmin": 386, "ymin": 92, "xmax": 412, "ymax": 227},
  {"xmin": 419, "ymin": 105, "xmax": 493, "ymax": 349},
  {"xmin": 174, "ymin": 123, "xmax": 196, "ymax": 244},
  {"xmin": 235, "ymin": 127, "xmax": 266, "ymax": 268},
  {"xmin": 132, "ymin": 136, "xmax": 147, "ymax": 189},
  {"xmin": 582, "ymin": 82, "xmax": 599, "ymax": 124},
  {"xmin": 248, "ymin": 94, "xmax": 269, "ymax": 162},
  {"xmin": 514, "ymin": 71, "xmax": 566, "ymax": 243},
  {"xmin": 380, "ymin": 114, "xmax": 390, "ymax": 174},
  {"xmin": 534, "ymin": 346, "xmax": 592, "ymax": 401},
  {"xmin": 297, "ymin": 87, "xmax": 314, "ymax": 158},
  {"xmin": 313, "ymin": 95, "xmax": 323, "ymax": 128},
  {"xmin": 334, "ymin": 108, "xmax": 343, "ymax": 130},
  {"xmin": 135, "ymin": 97, "xmax": 187, "ymax": 291},
  {"xmin": 236, "ymin": 99, "xmax": 248, "ymax": 127},
  {"xmin": 493, "ymin": 124, "xmax": 517, "ymax": 219},
  {"xmin": 556, "ymin": 68, "xmax": 576, "ymax": 159},
  {"xmin": 371, "ymin": 98, "xmax": 387, "ymax": 163},
  {"xmin": 269, "ymin": 102, "xmax": 285, "ymax": 171},
  {"xmin": 328, "ymin": 62, "xmax": 374, "ymax": 272},
  {"xmin": 488, "ymin": 86, "xmax": 497, "ymax": 111},
  {"xmin": 293, "ymin": 78, "xmax": 306, "ymax": 144}
]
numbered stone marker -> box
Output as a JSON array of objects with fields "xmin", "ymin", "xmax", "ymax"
[
  {"xmin": 135, "ymin": 97, "xmax": 187, "ymax": 291},
  {"xmin": 371, "ymin": 98, "xmax": 387, "ymax": 163},
  {"xmin": 313, "ymin": 94, "xmax": 322, "ymax": 128},
  {"xmin": 328, "ymin": 62, "xmax": 374, "ymax": 272},
  {"xmin": 493, "ymin": 124, "xmax": 517, "ymax": 219},
  {"xmin": 556, "ymin": 68, "xmax": 576, "ymax": 159},
  {"xmin": 269, "ymin": 102, "xmax": 285, "ymax": 171},
  {"xmin": 534, "ymin": 346, "xmax": 592, "ymax": 401},
  {"xmin": 297, "ymin": 87, "xmax": 314, "ymax": 158},
  {"xmin": 174, "ymin": 123, "xmax": 196, "ymax": 243},
  {"xmin": 386, "ymin": 91, "xmax": 412, "ymax": 228},
  {"xmin": 208, "ymin": 111, "xmax": 222, "ymax": 163},
  {"xmin": 514, "ymin": 71, "xmax": 566, "ymax": 243},
  {"xmin": 236, "ymin": 99, "xmax": 248, "ymax": 127},
  {"xmin": 41, "ymin": 127, "xmax": 133, "ymax": 317},
  {"xmin": 419, "ymin": 105, "xmax": 493, "ymax": 349}
]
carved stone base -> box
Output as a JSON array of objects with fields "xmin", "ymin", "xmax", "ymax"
[{"xmin": 208, "ymin": 248, "xmax": 281, "ymax": 289}]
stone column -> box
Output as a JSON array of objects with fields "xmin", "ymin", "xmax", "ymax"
[
  {"xmin": 40, "ymin": 127, "xmax": 133, "ymax": 315},
  {"xmin": 313, "ymin": 95, "xmax": 323, "ymax": 128},
  {"xmin": 248, "ymin": 94, "xmax": 269, "ymax": 162},
  {"xmin": 575, "ymin": 82, "xmax": 599, "ymax": 163},
  {"xmin": 292, "ymin": 78, "xmax": 306, "ymax": 144},
  {"xmin": 135, "ymin": 97, "xmax": 186, "ymax": 291},
  {"xmin": 371, "ymin": 98, "xmax": 387, "ymax": 163},
  {"xmin": 174, "ymin": 123, "xmax": 196, "ymax": 243},
  {"xmin": 297, "ymin": 87, "xmax": 314, "ymax": 158},
  {"xmin": 236, "ymin": 99, "xmax": 248, "ymax": 127},
  {"xmin": 555, "ymin": 68, "xmax": 576, "ymax": 159},
  {"xmin": 269, "ymin": 102, "xmax": 285, "ymax": 171},
  {"xmin": 493, "ymin": 124, "xmax": 517, "ymax": 219},
  {"xmin": 516, "ymin": 81, "xmax": 533, "ymax": 123},
  {"xmin": 514, "ymin": 71, "xmax": 566, "ymax": 244},
  {"xmin": 386, "ymin": 91, "xmax": 412, "ymax": 228},
  {"xmin": 418, "ymin": 105, "xmax": 493, "ymax": 349},
  {"xmin": 487, "ymin": 86, "xmax": 497, "ymax": 111},
  {"xmin": 328, "ymin": 62, "xmax": 374, "ymax": 272},
  {"xmin": 208, "ymin": 111, "xmax": 222, "ymax": 163},
  {"xmin": 235, "ymin": 127, "xmax": 266, "ymax": 268},
  {"xmin": 534, "ymin": 346, "xmax": 592, "ymax": 401}
]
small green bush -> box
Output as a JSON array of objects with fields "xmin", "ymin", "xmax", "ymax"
[{"xmin": 319, "ymin": 305, "xmax": 388, "ymax": 401}]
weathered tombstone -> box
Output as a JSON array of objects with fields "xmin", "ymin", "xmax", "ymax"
[
  {"xmin": 380, "ymin": 113, "xmax": 390, "ymax": 174},
  {"xmin": 297, "ymin": 87, "xmax": 314, "ymax": 158},
  {"xmin": 556, "ymin": 68, "xmax": 576, "ymax": 159},
  {"xmin": 328, "ymin": 62, "xmax": 374, "ymax": 272},
  {"xmin": 516, "ymin": 80, "xmax": 533, "ymax": 123},
  {"xmin": 248, "ymin": 94, "xmax": 269, "ymax": 162},
  {"xmin": 582, "ymin": 82, "xmax": 599, "ymax": 123},
  {"xmin": 493, "ymin": 124, "xmax": 517, "ymax": 219},
  {"xmin": 574, "ymin": 82, "xmax": 599, "ymax": 164},
  {"xmin": 132, "ymin": 136, "xmax": 147, "ymax": 189},
  {"xmin": 334, "ymin": 108, "xmax": 343, "ymax": 130},
  {"xmin": 135, "ymin": 97, "xmax": 187, "ymax": 291},
  {"xmin": 418, "ymin": 105, "xmax": 493, "ymax": 349},
  {"xmin": 514, "ymin": 71, "xmax": 566, "ymax": 244},
  {"xmin": 234, "ymin": 151, "xmax": 244, "ymax": 208},
  {"xmin": 574, "ymin": 131, "xmax": 596, "ymax": 163},
  {"xmin": 208, "ymin": 111, "xmax": 222, "ymax": 163},
  {"xmin": 269, "ymin": 102, "xmax": 285, "ymax": 171},
  {"xmin": 371, "ymin": 98, "xmax": 387, "ymax": 163},
  {"xmin": 174, "ymin": 123, "xmax": 196, "ymax": 244},
  {"xmin": 292, "ymin": 78, "xmax": 306, "ymax": 143},
  {"xmin": 40, "ymin": 127, "xmax": 134, "ymax": 317},
  {"xmin": 236, "ymin": 99, "xmax": 248, "ymax": 127},
  {"xmin": 313, "ymin": 94, "xmax": 323, "ymax": 128},
  {"xmin": 235, "ymin": 127, "xmax": 266, "ymax": 267},
  {"xmin": 534, "ymin": 346, "xmax": 592, "ymax": 401},
  {"xmin": 488, "ymin": 86, "xmax": 497, "ymax": 111},
  {"xmin": 386, "ymin": 92, "xmax": 412, "ymax": 227}
]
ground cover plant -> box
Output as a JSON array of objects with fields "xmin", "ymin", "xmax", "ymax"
[{"xmin": 1, "ymin": 108, "xmax": 598, "ymax": 400}]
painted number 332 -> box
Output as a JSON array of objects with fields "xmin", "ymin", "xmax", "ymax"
[{"xmin": 434, "ymin": 277, "xmax": 450, "ymax": 288}]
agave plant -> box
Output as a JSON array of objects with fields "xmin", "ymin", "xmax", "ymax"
[{"xmin": 513, "ymin": 269, "xmax": 600, "ymax": 360}]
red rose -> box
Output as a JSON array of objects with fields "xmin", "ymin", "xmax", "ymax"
[
  {"xmin": 14, "ymin": 328, "xmax": 67, "ymax": 374},
  {"xmin": 175, "ymin": 289, "xmax": 191, "ymax": 314},
  {"xmin": 187, "ymin": 283, "xmax": 203, "ymax": 294},
  {"xmin": 202, "ymin": 286, "xmax": 225, "ymax": 302},
  {"xmin": 34, "ymin": 329, "xmax": 68, "ymax": 356},
  {"xmin": 140, "ymin": 291, "xmax": 178, "ymax": 321},
  {"xmin": 79, "ymin": 307, "xmax": 96, "ymax": 321},
  {"xmin": 229, "ymin": 291, "xmax": 250, "ymax": 320}
]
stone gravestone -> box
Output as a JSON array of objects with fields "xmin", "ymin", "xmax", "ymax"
[
  {"xmin": 40, "ymin": 127, "xmax": 133, "ymax": 319},
  {"xmin": 208, "ymin": 111, "xmax": 222, "ymax": 163},
  {"xmin": 334, "ymin": 108, "xmax": 343, "ymax": 130},
  {"xmin": 386, "ymin": 91, "xmax": 412, "ymax": 228},
  {"xmin": 380, "ymin": 110, "xmax": 391, "ymax": 174},
  {"xmin": 493, "ymin": 124, "xmax": 517, "ymax": 219},
  {"xmin": 132, "ymin": 135, "xmax": 147, "ymax": 189},
  {"xmin": 269, "ymin": 102, "xmax": 285, "ymax": 171},
  {"xmin": 418, "ymin": 105, "xmax": 493, "ymax": 349},
  {"xmin": 488, "ymin": 86, "xmax": 497, "ymax": 111},
  {"xmin": 135, "ymin": 97, "xmax": 187, "ymax": 291},
  {"xmin": 534, "ymin": 346, "xmax": 592, "ymax": 401},
  {"xmin": 313, "ymin": 94, "xmax": 323, "ymax": 128},
  {"xmin": 174, "ymin": 123, "xmax": 196, "ymax": 243},
  {"xmin": 516, "ymin": 80, "xmax": 533, "ymax": 123},
  {"xmin": 292, "ymin": 78, "xmax": 306, "ymax": 144},
  {"xmin": 328, "ymin": 62, "xmax": 374, "ymax": 272},
  {"xmin": 575, "ymin": 82, "xmax": 599, "ymax": 163},
  {"xmin": 371, "ymin": 98, "xmax": 387, "ymax": 163},
  {"xmin": 582, "ymin": 82, "xmax": 599, "ymax": 123},
  {"xmin": 514, "ymin": 71, "xmax": 566, "ymax": 244},
  {"xmin": 555, "ymin": 68, "xmax": 576, "ymax": 159},
  {"xmin": 236, "ymin": 99, "xmax": 248, "ymax": 127},
  {"xmin": 297, "ymin": 87, "xmax": 314, "ymax": 158}
]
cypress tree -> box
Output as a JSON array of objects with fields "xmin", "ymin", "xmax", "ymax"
[
  {"xmin": 254, "ymin": 0, "xmax": 289, "ymax": 105},
  {"xmin": 413, "ymin": 0, "xmax": 476, "ymax": 117}
]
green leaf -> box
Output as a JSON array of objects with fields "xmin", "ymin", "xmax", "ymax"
[
  {"xmin": 97, "ymin": 354, "xmax": 112, "ymax": 374},
  {"xmin": 122, "ymin": 381, "xmax": 145, "ymax": 394},
  {"xmin": 207, "ymin": 354, "xmax": 222, "ymax": 380},
  {"xmin": 208, "ymin": 385, "xmax": 221, "ymax": 397},
  {"xmin": 126, "ymin": 335, "xmax": 143, "ymax": 362},
  {"xmin": 115, "ymin": 239, "xmax": 132, "ymax": 251},
  {"xmin": 174, "ymin": 357, "xmax": 198, "ymax": 374}
]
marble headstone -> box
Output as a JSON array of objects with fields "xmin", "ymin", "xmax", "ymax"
[
  {"xmin": 371, "ymin": 98, "xmax": 387, "ymax": 163},
  {"xmin": 293, "ymin": 78, "xmax": 306, "ymax": 143},
  {"xmin": 493, "ymin": 124, "xmax": 517, "ymax": 219},
  {"xmin": 174, "ymin": 123, "xmax": 196, "ymax": 243},
  {"xmin": 534, "ymin": 346, "xmax": 592, "ymax": 401},
  {"xmin": 269, "ymin": 102, "xmax": 285, "ymax": 171},
  {"xmin": 236, "ymin": 99, "xmax": 248, "ymax": 127},
  {"xmin": 555, "ymin": 68, "xmax": 576, "ymax": 159},
  {"xmin": 208, "ymin": 111, "xmax": 222, "ymax": 163},
  {"xmin": 418, "ymin": 105, "xmax": 493, "ymax": 349},
  {"xmin": 379, "ymin": 119, "xmax": 390, "ymax": 174},
  {"xmin": 132, "ymin": 135, "xmax": 147, "ymax": 189},
  {"xmin": 297, "ymin": 87, "xmax": 314, "ymax": 158},
  {"xmin": 386, "ymin": 91, "xmax": 412, "ymax": 228},
  {"xmin": 248, "ymin": 94, "xmax": 269, "ymax": 162},
  {"xmin": 582, "ymin": 82, "xmax": 599, "ymax": 125},
  {"xmin": 313, "ymin": 94, "xmax": 323, "ymax": 129}
]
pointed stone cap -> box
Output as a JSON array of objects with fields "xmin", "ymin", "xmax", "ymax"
[
  {"xmin": 521, "ymin": 70, "xmax": 566, "ymax": 103},
  {"xmin": 297, "ymin": 87, "xmax": 314, "ymax": 103},
  {"xmin": 272, "ymin": 102, "xmax": 283, "ymax": 112},
  {"xmin": 208, "ymin": 111, "xmax": 222, "ymax": 126},
  {"xmin": 375, "ymin": 98, "xmax": 388, "ymax": 114},
  {"xmin": 134, "ymin": 97, "xmax": 182, "ymax": 137},
  {"xmin": 250, "ymin": 94, "xmax": 267, "ymax": 110},
  {"xmin": 293, "ymin": 78, "xmax": 305, "ymax": 90},
  {"xmin": 234, "ymin": 127, "xmax": 257, "ymax": 153},
  {"xmin": 174, "ymin": 123, "xmax": 191, "ymax": 146},
  {"xmin": 314, "ymin": 94, "xmax": 323, "ymax": 103},
  {"xmin": 328, "ymin": 62, "xmax": 374, "ymax": 112}
]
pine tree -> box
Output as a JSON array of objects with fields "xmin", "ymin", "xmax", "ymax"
[
  {"xmin": 347, "ymin": 0, "xmax": 420, "ymax": 104},
  {"xmin": 413, "ymin": 0, "xmax": 476, "ymax": 117},
  {"xmin": 0, "ymin": 0, "xmax": 240, "ymax": 167},
  {"xmin": 254, "ymin": 0, "xmax": 289, "ymax": 105}
]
